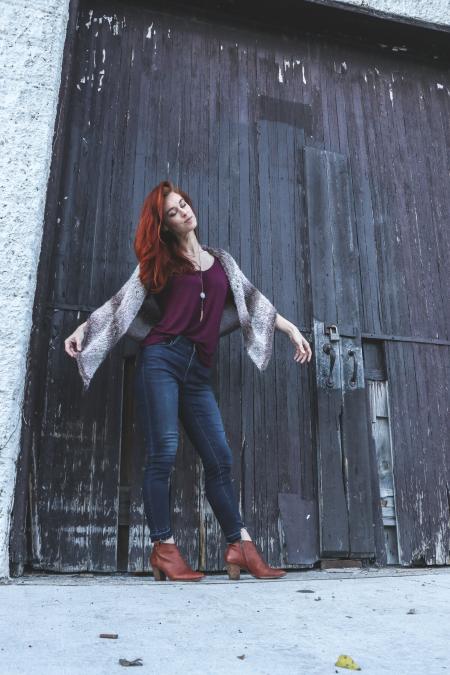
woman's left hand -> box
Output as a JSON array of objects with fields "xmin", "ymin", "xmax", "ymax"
[
  {"xmin": 275, "ymin": 313, "xmax": 312, "ymax": 364},
  {"xmin": 288, "ymin": 326, "xmax": 312, "ymax": 364}
]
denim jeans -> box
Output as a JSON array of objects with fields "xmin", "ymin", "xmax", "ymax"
[{"xmin": 134, "ymin": 334, "xmax": 245, "ymax": 543}]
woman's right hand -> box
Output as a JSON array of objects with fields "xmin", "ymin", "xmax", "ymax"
[{"xmin": 64, "ymin": 322, "xmax": 87, "ymax": 358}]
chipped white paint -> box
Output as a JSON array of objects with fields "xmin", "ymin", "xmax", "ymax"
[
  {"xmin": 146, "ymin": 23, "xmax": 154, "ymax": 39},
  {"xmin": 85, "ymin": 8, "xmax": 93, "ymax": 29},
  {"xmin": 102, "ymin": 16, "xmax": 113, "ymax": 29},
  {"xmin": 388, "ymin": 81, "xmax": 394, "ymax": 105},
  {"xmin": 278, "ymin": 64, "xmax": 283, "ymax": 83}
]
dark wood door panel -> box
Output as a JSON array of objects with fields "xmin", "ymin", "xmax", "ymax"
[{"xmin": 30, "ymin": 309, "xmax": 123, "ymax": 571}]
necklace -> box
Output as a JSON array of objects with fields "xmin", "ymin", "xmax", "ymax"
[
  {"xmin": 194, "ymin": 246, "xmax": 206, "ymax": 321},
  {"xmin": 184, "ymin": 244, "xmax": 208, "ymax": 321}
]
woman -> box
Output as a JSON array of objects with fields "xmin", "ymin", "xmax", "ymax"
[{"xmin": 65, "ymin": 180, "xmax": 312, "ymax": 582}]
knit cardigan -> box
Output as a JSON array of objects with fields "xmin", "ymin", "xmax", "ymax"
[{"xmin": 75, "ymin": 246, "xmax": 278, "ymax": 391}]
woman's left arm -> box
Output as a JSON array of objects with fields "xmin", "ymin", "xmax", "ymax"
[{"xmin": 275, "ymin": 313, "xmax": 312, "ymax": 365}]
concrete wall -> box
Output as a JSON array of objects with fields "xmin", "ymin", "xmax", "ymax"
[
  {"xmin": 0, "ymin": 0, "xmax": 448, "ymax": 580},
  {"xmin": 0, "ymin": 0, "xmax": 71, "ymax": 579},
  {"xmin": 333, "ymin": 0, "xmax": 450, "ymax": 27}
]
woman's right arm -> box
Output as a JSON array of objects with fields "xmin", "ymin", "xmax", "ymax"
[{"xmin": 64, "ymin": 321, "xmax": 87, "ymax": 358}]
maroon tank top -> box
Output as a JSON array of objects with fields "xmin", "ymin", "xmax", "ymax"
[{"xmin": 140, "ymin": 256, "xmax": 230, "ymax": 367}]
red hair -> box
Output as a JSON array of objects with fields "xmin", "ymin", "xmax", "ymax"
[{"xmin": 133, "ymin": 180, "xmax": 200, "ymax": 293}]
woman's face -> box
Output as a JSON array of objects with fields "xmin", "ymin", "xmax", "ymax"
[{"xmin": 163, "ymin": 191, "xmax": 197, "ymax": 235}]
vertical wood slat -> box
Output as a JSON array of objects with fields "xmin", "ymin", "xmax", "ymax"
[
  {"xmin": 304, "ymin": 146, "xmax": 349, "ymax": 556},
  {"xmin": 305, "ymin": 146, "xmax": 375, "ymax": 558},
  {"xmin": 385, "ymin": 341, "xmax": 450, "ymax": 565},
  {"xmin": 255, "ymin": 118, "xmax": 314, "ymax": 564}
]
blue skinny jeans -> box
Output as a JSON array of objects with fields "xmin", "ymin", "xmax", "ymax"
[{"xmin": 134, "ymin": 334, "xmax": 245, "ymax": 543}]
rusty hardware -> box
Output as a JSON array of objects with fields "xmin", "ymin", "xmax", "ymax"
[
  {"xmin": 322, "ymin": 343, "xmax": 336, "ymax": 388},
  {"xmin": 325, "ymin": 324, "xmax": 340, "ymax": 341},
  {"xmin": 348, "ymin": 348, "xmax": 358, "ymax": 387}
]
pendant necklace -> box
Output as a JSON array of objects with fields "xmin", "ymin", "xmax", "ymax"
[{"xmin": 196, "ymin": 246, "xmax": 206, "ymax": 322}]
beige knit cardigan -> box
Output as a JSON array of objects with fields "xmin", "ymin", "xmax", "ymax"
[{"xmin": 75, "ymin": 246, "xmax": 278, "ymax": 391}]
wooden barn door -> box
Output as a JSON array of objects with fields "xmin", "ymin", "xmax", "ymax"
[
  {"xmin": 14, "ymin": 1, "xmax": 377, "ymax": 574},
  {"xmin": 304, "ymin": 146, "xmax": 375, "ymax": 559},
  {"xmin": 254, "ymin": 118, "xmax": 375, "ymax": 563}
]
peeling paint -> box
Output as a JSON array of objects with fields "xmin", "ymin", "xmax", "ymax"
[
  {"xmin": 146, "ymin": 23, "xmax": 154, "ymax": 39},
  {"xmin": 278, "ymin": 64, "xmax": 283, "ymax": 83},
  {"xmin": 85, "ymin": 9, "xmax": 93, "ymax": 30}
]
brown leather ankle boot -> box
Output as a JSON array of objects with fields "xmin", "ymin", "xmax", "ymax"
[
  {"xmin": 224, "ymin": 540, "xmax": 287, "ymax": 580},
  {"xmin": 150, "ymin": 541, "xmax": 205, "ymax": 581}
]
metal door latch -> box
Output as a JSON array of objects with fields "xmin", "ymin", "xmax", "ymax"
[{"xmin": 325, "ymin": 324, "xmax": 340, "ymax": 341}]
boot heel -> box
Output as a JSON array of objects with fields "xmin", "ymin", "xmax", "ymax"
[
  {"xmin": 152, "ymin": 566, "xmax": 167, "ymax": 581},
  {"xmin": 226, "ymin": 562, "xmax": 241, "ymax": 580}
]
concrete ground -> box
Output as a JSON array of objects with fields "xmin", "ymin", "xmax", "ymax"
[{"xmin": 0, "ymin": 566, "xmax": 449, "ymax": 675}]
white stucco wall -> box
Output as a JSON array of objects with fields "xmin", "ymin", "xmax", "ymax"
[
  {"xmin": 333, "ymin": 0, "xmax": 450, "ymax": 26},
  {"xmin": 0, "ymin": 0, "xmax": 448, "ymax": 581},
  {"xmin": 0, "ymin": 0, "xmax": 71, "ymax": 579}
]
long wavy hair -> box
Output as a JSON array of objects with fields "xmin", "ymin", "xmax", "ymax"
[{"xmin": 134, "ymin": 180, "xmax": 201, "ymax": 293}]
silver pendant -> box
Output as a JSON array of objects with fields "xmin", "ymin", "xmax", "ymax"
[{"xmin": 200, "ymin": 291, "xmax": 205, "ymax": 299}]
